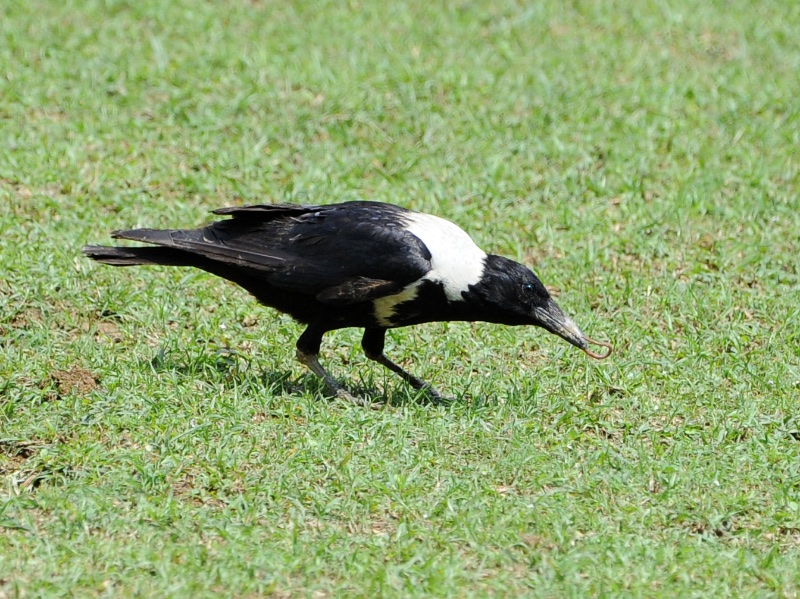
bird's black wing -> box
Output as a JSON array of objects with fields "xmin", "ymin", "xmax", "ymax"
[
  {"xmin": 211, "ymin": 203, "xmax": 320, "ymax": 220},
  {"xmin": 112, "ymin": 202, "xmax": 432, "ymax": 305}
]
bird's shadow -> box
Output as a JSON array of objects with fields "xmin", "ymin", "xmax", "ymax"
[
  {"xmin": 345, "ymin": 378, "xmax": 456, "ymax": 408},
  {"xmin": 144, "ymin": 347, "xmax": 451, "ymax": 409}
]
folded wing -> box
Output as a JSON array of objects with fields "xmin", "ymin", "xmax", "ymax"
[{"xmin": 110, "ymin": 202, "xmax": 432, "ymax": 305}]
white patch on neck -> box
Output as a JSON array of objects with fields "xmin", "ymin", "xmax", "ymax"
[
  {"xmin": 373, "ymin": 212, "xmax": 487, "ymax": 327},
  {"xmin": 405, "ymin": 212, "xmax": 487, "ymax": 299}
]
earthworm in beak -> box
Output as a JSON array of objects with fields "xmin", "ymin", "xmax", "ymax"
[{"xmin": 582, "ymin": 337, "xmax": 613, "ymax": 360}]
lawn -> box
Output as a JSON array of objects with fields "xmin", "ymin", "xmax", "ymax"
[{"xmin": 2, "ymin": 0, "xmax": 800, "ymax": 596}]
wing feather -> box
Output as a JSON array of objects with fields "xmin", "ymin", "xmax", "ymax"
[{"xmin": 110, "ymin": 202, "xmax": 431, "ymax": 303}]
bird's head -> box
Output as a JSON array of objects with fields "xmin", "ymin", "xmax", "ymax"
[{"xmin": 464, "ymin": 255, "xmax": 612, "ymax": 359}]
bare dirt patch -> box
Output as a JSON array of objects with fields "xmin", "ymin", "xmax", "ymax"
[{"xmin": 48, "ymin": 366, "xmax": 100, "ymax": 397}]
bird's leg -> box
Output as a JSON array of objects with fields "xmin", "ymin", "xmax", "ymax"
[
  {"xmin": 361, "ymin": 328, "xmax": 444, "ymax": 401},
  {"xmin": 295, "ymin": 326, "xmax": 380, "ymax": 409}
]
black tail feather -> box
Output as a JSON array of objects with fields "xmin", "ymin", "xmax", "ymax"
[{"xmin": 81, "ymin": 245, "xmax": 196, "ymax": 267}]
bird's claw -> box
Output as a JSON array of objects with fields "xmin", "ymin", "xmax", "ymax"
[{"xmin": 334, "ymin": 387, "xmax": 384, "ymax": 410}]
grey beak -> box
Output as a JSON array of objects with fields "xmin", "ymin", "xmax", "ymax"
[
  {"xmin": 534, "ymin": 300, "xmax": 613, "ymax": 359},
  {"xmin": 534, "ymin": 300, "xmax": 588, "ymax": 350}
]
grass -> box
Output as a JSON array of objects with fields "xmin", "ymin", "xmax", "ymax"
[{"xmin": 2, "ymin": 0, "xmax": 800, "ymax": 595}]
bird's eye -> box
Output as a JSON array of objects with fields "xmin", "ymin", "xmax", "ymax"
[{"xmin": 522, "ymin": 283, "xmax": 534, "ymax": 293}]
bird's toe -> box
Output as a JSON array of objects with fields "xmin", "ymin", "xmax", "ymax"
[{"xmin": 334, "ymin": 387, "xmax": 384, "ymax": 410}]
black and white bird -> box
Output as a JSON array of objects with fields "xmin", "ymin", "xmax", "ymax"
[{"xmin": 83, "ymin": 201, "xmax": 611, "ymax": 405}]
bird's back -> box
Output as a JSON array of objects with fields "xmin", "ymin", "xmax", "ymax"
[{"xmin": 85, "ymin": 201, "xmax": 434, "ymax": 326}]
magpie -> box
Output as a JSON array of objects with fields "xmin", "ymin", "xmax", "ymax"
[{"xmin": 83, "ymin": 201, "xmax": 611, "ymax": 406}]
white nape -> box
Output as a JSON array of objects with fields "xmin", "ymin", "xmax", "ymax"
[
  {"xmin": 372, "ymin": 211, "xmax": 488, "ymax": 327},
  {"xmin": 404, "ymin": 212, "xmax": 487, "ymax": 301}
]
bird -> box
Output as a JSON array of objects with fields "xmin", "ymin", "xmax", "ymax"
[{"xmin": 83, "ymin": 201, "xmax": 611, "ymax": 406}]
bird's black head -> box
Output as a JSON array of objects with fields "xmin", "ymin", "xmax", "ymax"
[{"xmin": 463, "ymin": 255, "xmax": 591, "ymax": 351}]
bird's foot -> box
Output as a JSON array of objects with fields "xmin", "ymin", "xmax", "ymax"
[
  {"xmin": 368, "ymin": 353, "xmax": 448, "ymax": 404},
  {"xmin": 401, "ymin": 371, "xmax": 446, "ymax": 403},
  {"xmin": 332, "ymin": 386, "xmax": 384, "ymax": 410},
  {"xmin": 413, "ymin": 382, "xmax": 451, "ymax": 405},
  {"xmin": 296, "ymin": 349, "xmax": 384, "ymax": 410}
]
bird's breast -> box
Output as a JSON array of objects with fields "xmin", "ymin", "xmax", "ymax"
[{"xmin": 372, "ymin": 278, "xmax": 475, "ymax": 327}]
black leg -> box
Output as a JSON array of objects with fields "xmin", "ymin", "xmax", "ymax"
[
  {"xmin": 361, "ymin": 328, "xmax": 443, "ymax": 400},
  {"xmin": 295, "ymin": 325, "xmax": 379, "ymax": 409},
  {"xmin": 296, "ymin": 325, "xmax": 324, "ymax": 356}
]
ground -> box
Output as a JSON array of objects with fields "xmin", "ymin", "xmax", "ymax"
[{"xmin": 1, "ymin": 0, "xmax": 800, "ymax": 596}]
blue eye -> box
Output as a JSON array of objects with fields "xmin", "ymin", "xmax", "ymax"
[{"xmin": 522, "ymin": 283, "xmax": 534, "ymax": 292}]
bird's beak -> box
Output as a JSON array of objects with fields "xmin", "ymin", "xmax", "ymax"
[{"xmin": 534, "ymin": 300, "xmax": 613, "ymax": 360}]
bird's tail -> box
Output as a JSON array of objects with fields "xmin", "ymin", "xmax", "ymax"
[
  {"xmin": 81, "ymin": 245, "xmax": 196, "ymax": 267},
  {"xmin": 83, "ymin": 227, "xmax": 202, "ymax": 267}
]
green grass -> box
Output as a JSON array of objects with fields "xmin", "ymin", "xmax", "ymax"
[{"xmin": 2, "ymin": 0, "xmax": 800, "ymax": 596}]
